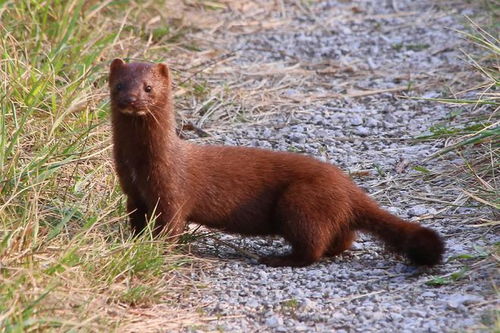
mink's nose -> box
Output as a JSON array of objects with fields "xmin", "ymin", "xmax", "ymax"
[
  {"xmin": 125, "ymin": 96, "xmax": 137, "ymax": 105},
  {"xmin": 118, "ymin": 96, "xmax": 138, "ymax": 108}
]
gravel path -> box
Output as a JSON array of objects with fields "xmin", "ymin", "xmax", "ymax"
[{"xmin": 174, "ymin": 1, "xmax": 498, "ymax": 332}]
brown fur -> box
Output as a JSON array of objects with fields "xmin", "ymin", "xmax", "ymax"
[{"xmin": 108, "ymin": 59, "xmax": 445, "ymax": 267}]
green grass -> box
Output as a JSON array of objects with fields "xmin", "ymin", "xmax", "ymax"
[
  {"xmin": 425, "ymin": 18, "xmax": 499, "ymax": 210},
  {"xmin": 423, "ymin": 14, "xmax": 499, "ymax": 332},
  {"xmin": 0, "ymin": 0, "xmax": 198, "ymax": 331}
]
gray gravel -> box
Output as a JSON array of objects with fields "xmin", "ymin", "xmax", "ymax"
[{"xmin": 176, "ymin": 1, "xmax": 498, "ymax": 332}]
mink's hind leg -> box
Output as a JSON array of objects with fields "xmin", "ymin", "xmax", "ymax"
[
  {"xmin": 127, "ymin": 197, "xmax": 148, "ymax": 236},
  {"xmin": 259, "ymin": 248, "xmax": 325, "ymax": 267},
  {"xmin": 258, "ymin": 225, "xmax": 329, "ymax": 267},
  {"xmin": 326, "ymin": 230, "xmax": 356, "ymax": 256},
  {"xmin": 259, "ymin": 182, "xmax": 336, "ymax": 267}
]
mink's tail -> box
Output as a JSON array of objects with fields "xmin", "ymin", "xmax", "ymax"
[{"xmin": 354, "ymin": 199, "xmax": 445, "ymax": 266}]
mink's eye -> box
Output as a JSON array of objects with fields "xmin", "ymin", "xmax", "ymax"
[
  {"xmin": 145, "ymin": 85, "xmax": 152, "ymax": 93},
  {"xmin": 116, "ymin": 83, "xmax": 123, "ymax": 91}
]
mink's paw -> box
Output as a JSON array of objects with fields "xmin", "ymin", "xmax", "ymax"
[{"xmin": 258, "ymin": 255, "xmax": 315, "ymax": 267}]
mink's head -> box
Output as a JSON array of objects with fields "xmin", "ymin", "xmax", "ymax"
[{"xmin": 109, "ymin": 59, "xmax": 171, "ymax": 117}]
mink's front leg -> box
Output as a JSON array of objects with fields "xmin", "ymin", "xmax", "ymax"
[
  {"xmin": 147, "ymin": 198, "xmax": 187, "ymax": 242},
  {"xmin": 127, "ymin": 197, "xmax": 148, "ymax": 236}
]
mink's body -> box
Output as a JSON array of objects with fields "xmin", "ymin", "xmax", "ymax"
[{"xmin": 109, "ymin": 59, "xmax": 445, "ymax": 267}]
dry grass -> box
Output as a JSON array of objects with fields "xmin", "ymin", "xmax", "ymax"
[{"xmin": 421, "ymin": 16, "xmax": 499, "ymax": 217}]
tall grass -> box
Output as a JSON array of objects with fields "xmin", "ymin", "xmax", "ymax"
[
  {"xmin": 423, "ymin": 14, "xmax": 499, "ymax": 330},
  {"xmin": 0, "ymin": 1, "xmax": 195, "ymax": 331},
  {"xmin": 424, "ymin": 18, "xmax": 499, "ymax": 212},
  {"xmin": 410, "ymin": 11, "xmax": 499, "ymax": 331}
]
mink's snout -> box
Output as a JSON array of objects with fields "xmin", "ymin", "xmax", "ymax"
[
  {"xmin": 114, "ymin": 94, "xmax": 148, "ymax": 116},
  {"xmin": 125, "ymin": 96, "xmax": 137, "ymax": 104},
  {"xmin": 119, "ymin": 95, "xmax": 138, "ymax": 108}
]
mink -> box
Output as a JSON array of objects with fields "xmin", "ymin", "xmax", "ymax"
[{"xmin": 108, "ymin": 59, "xmax": 445, "ymax": 267}]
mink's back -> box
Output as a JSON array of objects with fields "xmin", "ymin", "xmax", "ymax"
[{"xmin": 186, "ymin": 143, "xmax": 347, "ymax": 190}]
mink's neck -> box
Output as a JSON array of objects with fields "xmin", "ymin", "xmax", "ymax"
[{"xmin": 111, "ymin": 103, "xmax": 182, "ymax": 167}]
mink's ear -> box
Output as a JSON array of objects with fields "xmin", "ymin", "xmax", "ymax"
[
  {"xmin": 110, "ymin": 58, "xmax": 125, "ymax": 73},
  {"xmin": 156, "ymin": 63, "xmax": 170, "ymax": 79}
]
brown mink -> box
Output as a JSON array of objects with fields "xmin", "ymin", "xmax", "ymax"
[{"xmin": 108, "ymin": 59, "xmax": 445, "ymax": 267}]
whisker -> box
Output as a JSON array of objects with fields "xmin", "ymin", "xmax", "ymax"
[{"xmin": 146, "ymin": 106, "xmax": 161, "ymax": 127}]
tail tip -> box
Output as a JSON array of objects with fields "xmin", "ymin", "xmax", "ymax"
[{"xmin": 406, "ymin": 227, "xmax": 445, "ymax": 266}]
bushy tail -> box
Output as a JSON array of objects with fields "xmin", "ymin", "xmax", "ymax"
[{"xmin": 355, "ymin": 200, "xmax": 445, "ymax": 266}]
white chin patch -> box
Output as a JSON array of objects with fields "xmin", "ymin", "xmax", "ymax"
[{"xmin": 121, "ymin": 108, "xmax": 147, "ymax": 116}]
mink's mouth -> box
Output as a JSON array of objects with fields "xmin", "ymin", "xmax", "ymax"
[{"xmin": 119, "ymin": 108, "xmax": 148, "ymax": 116}]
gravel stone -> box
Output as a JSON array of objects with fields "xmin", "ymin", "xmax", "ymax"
[
  {"xmin": 446, "ymin": 294, "xmax": 485, "ymax": 308},
  {"xmin": 265, "ymin": 315, "xmax": 283, "ymax": 328},
  {"xmin": 408, "ymin": 205, "xmax": 431, "ymax": 217},
  {"xmin": 355, "ymin": 126, "xmax": 370, "ymax": 136},
  {"xmin": 350, "ymin": 115, "xmax": 363, "ymax": 126},
  {"xmin": 289, "ymin": 132, "xmax": 307, "ymax": 144}
]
